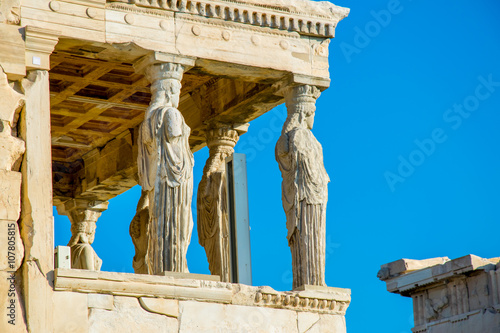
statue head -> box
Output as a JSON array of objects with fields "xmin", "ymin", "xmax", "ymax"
[
  {"xmin": 151, "ymin": 79, "xmax": 182, "ymax": 108},
  {"xmin": 283, "ymin": 85, "xmax": 320, "ymax": 133},
  {"xmin": 147, "ymin": 63, "xmax": 184, "ymax": 109},
  {"xmin": 68, "ymin": 221, "xmax": 97, "ymax": 246}
]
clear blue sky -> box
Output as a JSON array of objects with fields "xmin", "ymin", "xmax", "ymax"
[{"xmin": 54, "ymin": 1, "xmax": 500, "ymax": 332}]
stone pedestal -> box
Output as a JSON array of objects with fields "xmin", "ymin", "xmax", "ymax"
[
  {"xmin": 53, "ymin": 269, "xmax": 351, "ymax": 333},
  {"xmin": 379, "ymin": 255, "xmax": 500, "ymax": 333}
]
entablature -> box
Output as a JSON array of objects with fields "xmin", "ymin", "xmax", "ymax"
[
  {"xmin": 109, "ymin": 0, "xmax": 349, "ymax": 38},
  {"xmin": 20, "ymin": 0, "xmax": 347, "ymax": 80}
]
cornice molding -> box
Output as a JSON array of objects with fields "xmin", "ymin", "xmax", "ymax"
[
  {"xmin": 106, "ymin": 0, "xmax": 349, "ymax": 38},
  {"xmin": 24, "ymin": 26, "xmax": 60, "ymax": 71}
]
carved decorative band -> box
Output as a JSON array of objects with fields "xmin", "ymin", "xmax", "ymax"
[
  {"xmin": 284, "ymin": 85, "xmax": 320, "ymax": 115},
  {"xmin": 254, "ymin": 291, "xmax": 350, "ymax": 315},
  {"xmin": 107, "ymin": 0, "xmax": 348, "ymax": 38},
  {"xmin": 206, "ymin": 127, "xmax": 239, "ymax": 149},
  {"xmin": 146, "ymin": 63, "xmax": 185, "ymax": 82}
]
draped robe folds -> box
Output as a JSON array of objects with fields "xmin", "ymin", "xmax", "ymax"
[
  {"xmin": 129, "ymin": 191, "xmax": 150, "ymax": 274},
  {"xmin": 197, "ymin": 154, "xmax": 230, "ymax": 282},
  {"xmin": 70, "ymin": 243, "xmax": 102, "ymax": 271},
  {"xmin": 138, "ymin": 105, "xmax": 194, "ymax": 274},
  {"xmin": 276, "ymin": 127, "xmax": 330, "ymax": 289}
]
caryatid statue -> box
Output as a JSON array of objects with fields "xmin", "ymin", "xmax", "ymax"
[
  {"xmin": 129, "ymin": 188, "xmax": 150, "ymax": 274},
  {"xmin": 137, "ymin": 62, "xmax": 194, "ymax": 274},
  {"xmin": 197, "ymin": 123, "xmax": 242, "ymax": 282},
  {"xmin": 57, "ymin": 200, "xmax": 108, "ymax": 271},
  {"xmin": 275, "ymin": 85, "xmax": 330, "ymax": 289}
]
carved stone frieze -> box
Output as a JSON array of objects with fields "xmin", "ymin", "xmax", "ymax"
[
  {"xmin": 0, "ymin": 66, "xmax": 25, "ymax": 273},
  {"xmin": 107, "ymin": 0, "xmax": 349, "ymax": 38},
  {"xmin": 0, "ymin": 0, "xmax": 21, "ymax": 24},
  {"xmin": 380, "ymin": 255, "xmax": 500, "ymax": 333},
  {"xmin": 253, "ymin": 289, "xmax": 349, "ymax": 315},
  {"xmin": 0, "ymin": 66, "xmax": 25, "ymax": 172}
]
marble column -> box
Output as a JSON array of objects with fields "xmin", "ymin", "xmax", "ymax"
[
  {"xmin": 275, "ymin": 85, "xmax": 329, "ymax": 289},
  {"xmin": 57, "ymin": 200, "xmax": 108, "ymax": 271},
  {"xmin": 135, "ymin": 55, "xmax": 195, "ymax": 274},
  {"xmin": 17, "ymin": 26, "xmax": 59, "ymax": 333},
  {"xmin": 197, "ymin": 123, "xmax": 243, "ymax": 282}
]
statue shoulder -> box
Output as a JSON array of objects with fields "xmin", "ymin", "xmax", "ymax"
[
  {"xmin": 162, "ymin": 107, "xmax": 184, "ymax": 140},
  {"xmin": 288, "ymin": 128, "xmax": 310, "ymax": 149}
]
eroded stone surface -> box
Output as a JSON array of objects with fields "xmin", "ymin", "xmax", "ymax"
[
  {"xmin": 242, "ymin": 0, "xmax": 349, "ymax": 20},
  {"xmin": 129, "ymin": 190, "xmax": 150, "ymax": 274},
  {"xmin": 377, "ymin": 257, "xmax": 450, "ymax": 281},
  {"xmin": 88, "ymin": 296, "xmax": 178, "ymax": 333},
  {"xmin": 0, "ymin": 126, "xmax": 25, "ymax": 171},
  {"xmin": 0, "ymin": 0, "xmax": 21, "ymax": 24},
  {"xmin": 0, "ymin": 271, "xmax": 26, "ymax": 333},
  {"xmin": 0, "ymin": 170, "xmax": 22, "ymax": 221}
]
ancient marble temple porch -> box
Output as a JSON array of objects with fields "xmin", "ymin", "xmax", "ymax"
[{"xmin": 0, "ymin": 0, "xmax": 352, "ymax": 332}]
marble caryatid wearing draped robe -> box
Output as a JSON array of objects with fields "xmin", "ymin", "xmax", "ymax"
[
  {"xmin": 275, "ymin": 85, "xmax": 329, "ymax": 289},
  {"xmin": 129, "ymin": 190, "xmax": 150, "ymax": 274},
  {"xmin": 138, "ymin": 64, "xmax": 194, "ymax": 274},
  {"xmin": 67, "ymin": 222, "xmax": 102, "ymax": 271},
  {"xmin": 197, "ymin": 125, "xmax": 239, "ymax": 282}
]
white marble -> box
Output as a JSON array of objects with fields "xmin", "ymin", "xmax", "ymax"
[
  {"xmin": 138, "ymin": 62, "xmax": 194, "ymax": 274},
  {"xmin": 276, "ymin": 85, "xmax": 329, "ymax": 289}
]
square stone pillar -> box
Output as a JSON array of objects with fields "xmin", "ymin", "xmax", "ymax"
[
  {"xmin": 18, "ymin": 27, "xmax": 59, "ymax": 333},
  {"xmin": 0, "ymin": 49, "xmax": 26, "ymax": 333}
]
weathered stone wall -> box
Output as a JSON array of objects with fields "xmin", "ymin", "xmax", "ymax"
[
  {"xmin": 52, "ymin": 269, "xmax": 350, "ymax": 333},
  {"xmin": 53, "ymin": 291, "xmax": 347, "ymax": 333},
  {"xmin": 379, "ymin": 255, "xmax": 500, "ymax": 333}
]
